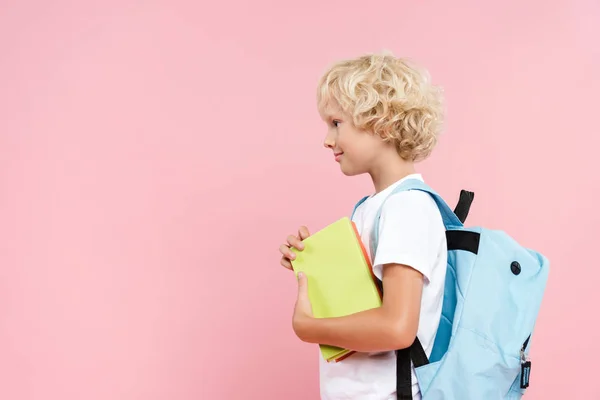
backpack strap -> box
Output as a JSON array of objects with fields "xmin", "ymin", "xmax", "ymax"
[
  {"xmin": 453, "ymin": 190, "xmax": 474, "ymax": 224},
  {"xmin": 396, "ymin": 338, "xmax": 430, "ymax": 399},
  {"xmin": 351, "ymin": 195, "xmax": 370, "ymax": 220},
  {"xmin": 369, "ymin": 179, "xmax": 463, "ymax": 400}
]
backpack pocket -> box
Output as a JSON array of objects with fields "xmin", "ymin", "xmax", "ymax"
[{"xmin": 416, "ymin": 327, "xmax": 523, "ymax": 399}]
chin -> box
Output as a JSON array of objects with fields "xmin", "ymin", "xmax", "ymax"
[{"xmin": 339, "ymin": 164, "xmax": 363, "ymax": 177}]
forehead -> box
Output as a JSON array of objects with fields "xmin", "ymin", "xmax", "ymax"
[{"xmin": 319, "ymin": 100, "xmax": 344, "ymax": 120}]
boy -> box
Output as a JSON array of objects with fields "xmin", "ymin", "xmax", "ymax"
[{"xmin": 278, "ymin": 53, "xmax": 447, "ymax": 400}]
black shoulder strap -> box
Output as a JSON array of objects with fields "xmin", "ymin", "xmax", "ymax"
[
  {"xmin": 396, "ymin": 338, "xmax": 429, "ymax": 399},
  {"xmin": 453, "ymin": 189, "xmax": 474, "ymax": 224}
]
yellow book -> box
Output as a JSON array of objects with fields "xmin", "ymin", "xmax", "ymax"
[{"xmin": 290, "ymin": 217, "xmax": 383, "ymax": 362}]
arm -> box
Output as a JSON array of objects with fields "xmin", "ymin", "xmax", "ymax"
[
  {"xmin": 292, "ymin": 189, "xmax": 444, "ymax": 353},
  {"xmin": 294, "ymin": 262, "xmax": 424, "ymax": 352}
]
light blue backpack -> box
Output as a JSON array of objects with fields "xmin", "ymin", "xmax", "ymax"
[{"xmin": 351, "ymin": 179, "xmax": 550, "ymax": 400}]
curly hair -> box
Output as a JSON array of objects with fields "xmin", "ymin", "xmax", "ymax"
[{"xmin": 317, "ymin": 52, "xmax": 445, "ymax": 162}]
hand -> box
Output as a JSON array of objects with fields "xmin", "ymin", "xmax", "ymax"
[
  {"xmin": 279, "ymin": 226, "xmax": 310, "ymax": 270},
  {"xmin": 292, "ymin": 271, "xmax": 314, "ymax": 341}
]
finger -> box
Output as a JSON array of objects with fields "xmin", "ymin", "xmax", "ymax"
[
  {"xmin": 279, "ymin": 243, "xmax": 296, "ymax": 260},
  {"xmin": 280, "ymin": 257, "xmax": 293, "ymax": 270},
  {"xmin": 298, "ymin": 226, "xmax": 310, "ymax": 240},
  {"xmin": 287, "ymin": 234, "xmax": 304, "ymax": 251}
]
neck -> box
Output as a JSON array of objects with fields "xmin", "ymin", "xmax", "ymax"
[{"xmin": 369, "ymin": 156, "xmax": 416, "ymax": 194}]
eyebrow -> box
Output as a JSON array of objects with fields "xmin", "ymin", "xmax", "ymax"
[
  {"xmin": 323, "ymin": 112, "xmax": 340, "ymax": 120},
  {"xmin": 320, "ymin": 106, "xmax": 342, "ymax": 121},
  {"xmin": 319, "ymin": 112, "xmax": 333, "ymax": 121}
]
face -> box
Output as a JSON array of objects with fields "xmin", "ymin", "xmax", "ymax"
[{"xmin": 320, "ymin": 102, "xmax": 386, "ymax": 176}]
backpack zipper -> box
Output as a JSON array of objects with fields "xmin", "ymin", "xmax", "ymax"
[{"xmin": 520, "ymin": 334, "xmax": 530, "ymax": 362}]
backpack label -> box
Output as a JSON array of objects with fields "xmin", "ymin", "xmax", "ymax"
[{"xmin": 520, "ymin": 361, "xmax": 531, "ymax": 389}]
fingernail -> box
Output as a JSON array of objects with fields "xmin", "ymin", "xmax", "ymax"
[{"xmin": 298, "ymin": 272, "xmax": 304, "ymax": 278}]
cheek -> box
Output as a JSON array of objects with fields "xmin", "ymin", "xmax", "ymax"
[
  {"xmin": 337, "ymin": 129, "xmax": 355, "ymax": 150},
  {"xmin": 340, "ymin": 133, "xmax": 363, "ymax": 153}
]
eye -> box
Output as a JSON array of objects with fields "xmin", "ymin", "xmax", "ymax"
[{"xmin": 332, "ymin": 119, "xmax": 341, "ymax": 127}]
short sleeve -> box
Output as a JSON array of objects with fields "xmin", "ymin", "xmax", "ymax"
[{"xmin": 372, "ymin": 190, "xmax": 446, "ymax": 282}]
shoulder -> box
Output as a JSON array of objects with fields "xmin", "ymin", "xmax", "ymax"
[
  {"xmin": 380, "ymin": 189, "xmax": 442, "ymax": 224},
  {"xmin": 373, "ymin": 188, "xmax": 446, "ymax": 281},
  {"xmin": 377, "ymin": 188, "xmax": 446, "ymax": 248}
]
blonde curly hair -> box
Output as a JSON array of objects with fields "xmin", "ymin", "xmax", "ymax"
[{"xmin": 317, "ymin": 52, "xmax": 445, "ymax": 162}]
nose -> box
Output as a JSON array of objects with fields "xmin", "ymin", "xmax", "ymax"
[{"xmin": 323, "ymin": 130, "xmax": 335, "ymax": 149}]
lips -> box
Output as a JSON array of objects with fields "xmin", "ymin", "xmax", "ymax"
[{"xmin": 334, "ymin": 152, "xmax": 343, "ymax": 162}]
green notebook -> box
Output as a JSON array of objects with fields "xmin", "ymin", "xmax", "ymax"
[{"xmin": 290, "ymin": 217, "xmax": 382, "ymax": 362}]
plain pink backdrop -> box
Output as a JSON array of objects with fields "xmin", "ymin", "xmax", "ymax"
[{"xmin": 1, "ymin": 0, "xmax": 599, "ymax": 399}]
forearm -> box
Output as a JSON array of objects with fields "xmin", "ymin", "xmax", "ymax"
[
  {"xmin": 298, "ymin": 307, "xmax": 413, "ymax": 353},
  {"xmin": 292, "ymin": 263, "xmax": 422, "ymax": 353}
]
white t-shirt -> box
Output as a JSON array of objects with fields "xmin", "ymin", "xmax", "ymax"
[{"xmin": 319, "ymin": 174, "xmax": 447, "ymax": 400}]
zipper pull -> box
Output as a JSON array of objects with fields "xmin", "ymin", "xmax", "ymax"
[{"xmin": 520, "ymin": 336, "xmax": 531, "ymax": 389}]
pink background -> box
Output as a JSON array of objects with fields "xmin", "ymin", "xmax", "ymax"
[{"xmin": 1, "ymin": 0, "xmax": 599, "ymax": 399}]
